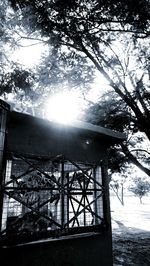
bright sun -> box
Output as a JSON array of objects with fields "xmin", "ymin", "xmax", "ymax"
[{"xmin": 45, "ymin": 91, "xmax": 82, "ymax": 124}]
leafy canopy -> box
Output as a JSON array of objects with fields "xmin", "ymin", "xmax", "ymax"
[{"xmin": 10, "ymin": 0, "xmax": 150, "ymax": 39}]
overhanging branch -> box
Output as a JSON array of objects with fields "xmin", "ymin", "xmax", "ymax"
[{"xmin": 121, "ymin": 143, "xmax": 150, "ymax": 177}]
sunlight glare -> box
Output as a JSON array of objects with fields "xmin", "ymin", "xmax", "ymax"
[
  {"xmin": 45, "ymin": 91, "xmax": 82, "ymax": 124},
  {"xmin": 12, "ymin": 41, "xmax": 48, "ymax": 68}
]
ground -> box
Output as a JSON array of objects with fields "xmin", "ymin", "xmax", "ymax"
[{"xmin": 110, "ymin": 195, "xmax": 150, "ymax": 266}]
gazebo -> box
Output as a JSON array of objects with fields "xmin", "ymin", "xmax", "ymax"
[{"xmin": 0, "ymin": 99, "xmax": 125, "ymax": 266}]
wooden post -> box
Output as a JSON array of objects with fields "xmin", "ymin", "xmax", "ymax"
[
  {"xmin": 61, "ymin": 160, "xmax": 65, "ymax": 228},
  {"xmin": 101, "ymin": 157, "xmax": 113, "ymax": 266},
  {"xmin": 0, "ymin": 100, "xmax": 10, "ymax": 230}
]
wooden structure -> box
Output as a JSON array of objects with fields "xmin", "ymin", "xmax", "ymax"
[{"xmin": 0, "ymin": 99, "xmax": 125, "ymax": 266}]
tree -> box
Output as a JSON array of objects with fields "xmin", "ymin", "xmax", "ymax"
[
  {"xmin": 83, "ymin": 89, "xmax": 150, "ymax": 178},
  {"xmin": 0, "ymin": 0, "xmax": 38, "ymax": 106},
  {"xmin": 9, "ymin": 0, "xmax": 150, "ymax": 36},
  {"xmin": 109, "ymin": 168, "xmax": 129, "ymax": 206},
  {"xmin": 1, "ymin": 1, "xmax": 98, "ymax": 112},
  {"xmin": 8, "ymin": 0, "xmax": 150, "ymax": 137},
  {"xmin": 5, "ymin": 0, "xmax": 149, "ymax": 181},
  {"xmin": 128, "ymin": 177, "xmax": 150, "ymax": 203}
]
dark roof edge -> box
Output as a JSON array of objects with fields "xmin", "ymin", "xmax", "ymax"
[
  {"xmin": 9, "ymin": 110, "xmax": 126, "ymax": 141},
  {"xmin": 72, "ymin": 120, "xmax": 126, "ymax": 141}
]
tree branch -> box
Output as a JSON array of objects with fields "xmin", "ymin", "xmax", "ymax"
[
  {"xmin": 121, "ymin": 143, "xmax": 150, "ymax": 176},
  {"xmin": 78, "ymin": 40, "xmax": 146, "ymax": 124},
  {"xmin": 130, "ymin": 149, "xmax": 150, "ymax": 156}
]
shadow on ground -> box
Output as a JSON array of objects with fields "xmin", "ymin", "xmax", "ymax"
[{"xmin": 112, "ymin": 222, "xmax": 150, "ymax": 266}]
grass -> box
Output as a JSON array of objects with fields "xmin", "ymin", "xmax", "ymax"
[{"xmin": 110, "ymin": 195, "xmax": 150, "ymax": 266}]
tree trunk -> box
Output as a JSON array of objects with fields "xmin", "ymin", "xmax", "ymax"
[
  {"xmin": 140, "ymin": 196, "xmax": 142, "ymax": 204},
  {"xmin": 121, "ymin": 183, "xmax": 124, "ymax": 206},
  {"xmin": 110, "ymin": 184, "xmax": 124, "ymax": 206}
]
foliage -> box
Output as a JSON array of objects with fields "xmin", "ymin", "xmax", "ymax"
[
  {"xmin": 0, "ymin": 0, "xmax": 38, "ymax": 104},
  {"xmin": 9, "ymin": 0, "xmax": 150, "ymax": 37},
  {"xmin": 109, "ymin": 163, "xmax": 134, "ymax": 205},
  {"xmin": 6, "ymin": 1, "xmax": 150, "ymax": 100},
  {"xmin": 128, "ymin": 177, "xmax": 150, "ymax": 203},
  {"xmin": 1, "ymin": 0, "xmax": 98, "ymax": 108},
  {"xmin": 2, "ymin": 0, "xmax": 150, "ymax": 179},
  {"xmin": 83, "ymin": 90, "xmax": 131, "ymax": 132},
  {"xmin": 83, "ymin": 85, "xmax": 150, "ymax": 177},
  {"xmin": 35, "ymin": 46, "xmax": 95, "ymax": 101},
  {"xmin": 8, "ymin": 0, "xmax": 150, "ymax": 138},
  {"xmin": 0, "ymin": 66, "xmax": 35, "ymax": 98}
]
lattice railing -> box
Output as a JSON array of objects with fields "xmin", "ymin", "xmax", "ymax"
[{"xmin": 0, "ymin": 154, "xmax": 105, "ymax": 245}]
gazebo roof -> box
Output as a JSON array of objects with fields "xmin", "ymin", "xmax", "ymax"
[
  {"xmin": 6, "ymin": 111, "xmax": 126, "ymax": 163},
  {"xmin": 67, "ymin": 120, "xmax": 126, "ymax": 142},
  {"xmin": 8, "ymin": 110, "xmax": 126, "ymax": 141}
]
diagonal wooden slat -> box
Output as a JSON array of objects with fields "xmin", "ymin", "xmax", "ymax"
[
  {"xmin": 66, "ymin": 158, "xmax": 103, "ymax": 188},
  {"xmin": 69, "ymin": 197, "xmax": 80, "ymax": 227},
  {"xmin": 64, "ymin": 193, "xmax": 103, "ymax": 227},
  {"xmin": 72, "ymin": 194, "xmax": 84, "ymax": 227},
  {"xmin": 1, "ymin": 190, "xmax": 62, "ymax": 234},
  {"xmin": 19, "ymin": 156, "xmax": 62, "ymax": 190},
  {"xmin": 4, "ymin": 167, "xmax": 34, "ymax": 188},
  {"xmin": 71, "ymin": 177, "xmax": 86, "ymax": 227}
]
